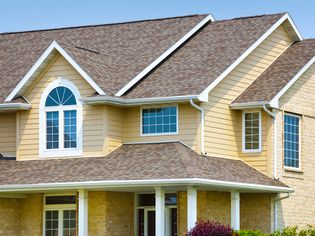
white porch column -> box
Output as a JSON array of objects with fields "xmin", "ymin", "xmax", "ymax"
[
  {"xmin": 231, "ymin": 191, "xmax": 240, "ymax": 230},
  {"xmin": 78, "ymin": 190, "xmax": 88, "ymax": 236},
  {"xmin": 187, "ymin": 186, "xmax": 197, "ymax": 231},
  {"xmin": 155, "ymin": 187, "xmax": 165, "ymax": 236}
]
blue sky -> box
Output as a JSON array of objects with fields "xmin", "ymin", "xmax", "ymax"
[{"xmin": 0, "ymin": 0, "xmax": 314, "ymax": 38}]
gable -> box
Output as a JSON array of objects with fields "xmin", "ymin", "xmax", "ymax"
[{"xmin": 279, "ymin": 62, "xmax": 315, "ymax": 115}]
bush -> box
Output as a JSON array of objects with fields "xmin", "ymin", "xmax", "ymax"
[
  {"xmin": 238, "ymin": 230, "xmax": 266, "ymax": 236},
  {"xmin": 186, "ymin": 220, "xmax": 235, "ymax": 236},
  {"xmin": 270, "ymin": 225, "xmax": 315, "ymax": 236}
]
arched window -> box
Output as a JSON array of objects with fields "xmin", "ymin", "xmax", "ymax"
[{"xmin": 40, "ymin": 79, "xmax": 82, "ymax": 157}]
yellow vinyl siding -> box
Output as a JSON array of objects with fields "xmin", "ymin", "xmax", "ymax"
[
  {"xmin": 201, "ymin": 25, "xmax": 292, "ymax": 173},
  {"xmin": 106, "ymin": 106, "xmax": 124, "ymax": 153},
  {"xmin": 18, "ymin": 54, "xmax": 104, "ymax": 160},
  {"xmin": 0, "ymin": 112, "xmax": 16, "ymax": 157},
  {"xmin": 124, "ymin": 104, "xmax": 199, "ymax": 152}
]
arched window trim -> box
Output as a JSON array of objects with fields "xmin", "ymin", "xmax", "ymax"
[{"xmin": 39, "ymin": 78, "xmax": 83, "ymax": 158}]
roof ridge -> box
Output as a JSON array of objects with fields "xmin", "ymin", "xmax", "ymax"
[
  {"xmin": 0, "ymin": 14, "xmax": 207, "ymax": 36},
  {"xmin": 215, "ymin": 12, "xmax": 286, "ymax": 23}
]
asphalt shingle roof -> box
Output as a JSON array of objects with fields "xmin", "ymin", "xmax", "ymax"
[
  {"xmin": 0, "ymin": 142, "xmax": 287, "ymax": 188},
  {"xmin": 233, "ymin": 39, "xmax": 315, "ymax": 104},
  {"xmin": 0, "ymin": 13, "xmax": 287, "ymax": 103}
]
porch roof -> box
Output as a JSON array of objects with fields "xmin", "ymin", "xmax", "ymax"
[{"xmin": 0, "ymin": 142, "xmax": 291, "ymax": 193}]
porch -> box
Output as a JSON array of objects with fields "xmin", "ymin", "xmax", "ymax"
[{"xmin": 0, "ymin": 187, "xmax": 274, "ymax": 236}]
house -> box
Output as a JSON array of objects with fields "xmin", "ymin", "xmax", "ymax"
[{"xmin": 0, "ymin": 11, "xmax": 314, "ymax": 236}]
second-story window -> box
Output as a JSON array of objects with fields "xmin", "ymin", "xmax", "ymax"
[
  {"xmin": 242, "ymin": 111, "xmax": 261, "ymax": 152},
  {"xmin": 40, "ymin": 79, "xmax": 82, "ymax": 158},
  {"xmin": 45, "ymin": 86, "xmax": 77, "ymax": 150},
  {"xmin": 141, "ymin": 106, "xmax": 177, "ymax": 135},
  {"xmin": 284, "ymin": 113, "xmax": 300, "ymax": 169}
]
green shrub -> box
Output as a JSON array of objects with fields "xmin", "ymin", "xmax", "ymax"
[{"xmin": 238, "ymin": 230, "xmax": 266, "ymax": 236}]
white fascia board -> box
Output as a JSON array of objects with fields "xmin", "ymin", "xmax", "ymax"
[
  {"xmin": 286, "ymin": 12, "xmax": 303, "ymax": 41},
  {"xmin": 82, "ymin": 94, "xmax": 200, "ymax": 106},
  {"xmin": 269, "ymin": 56, "xmax": 315, "ymax": 108},
  {"xmin": 0, "ymin": 178, "xmax": 293, "ymax": 193},
  {"xmin": 0, "ymin": 103, "xmax": 31, "ymax": 111},
  {"xmin": 198, "ymin": 13, "xmax": 301, "ymax": 102},
  {"xmin": 115, "ymin": 14, "xmax": 214, "ymax": 97},
  {"xmin": 5, "ymin": 41, "xmax": 105, "ymax": 102}
]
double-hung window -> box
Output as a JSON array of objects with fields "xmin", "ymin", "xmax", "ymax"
[
  {"xmin": 41, "ymin": 81, "xmax": 82, "ymax": 157},
  {"xmin": 141, "ymin": 106, "xmax": 178, "ymax": 135},
  {"xmin": 284, "ymin": 113, "xmax": 300, "ymax": 169},
  {"xmin": 242, "ymin": 111, "xmax": 261, "ymax": 152}
]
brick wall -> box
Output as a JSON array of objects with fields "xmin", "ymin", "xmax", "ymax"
[
  {"xmin": 0, "ymin": 198, "xmax": 20, "ymax": 236},
  {"xmin": 240, "ymin": 193, "xmax": 273, "ymax": 233},
  {"xmin": 20, "ymin": 194, "xmax": 43, "ymax": 236}
]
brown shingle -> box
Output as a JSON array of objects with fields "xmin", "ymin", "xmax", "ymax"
[
  {"xmin": 0, "ymin": 142, "xmax": 287, "ymax": 188},
  {"xmin": 233, "ymin": 39, "xmax": 315, "ymax": 104},
  {"xmin": 123, "ymin": 13, "xmax": 285, "ymax": 98},
  {"xmin": 0, "ymin": 14, "xmax": 207, "ymax": 102}
]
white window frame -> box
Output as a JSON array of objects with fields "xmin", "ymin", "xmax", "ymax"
[
  {"xmin": 43, "ymin": 193, "xmax": 77, "ymax": 236},
  {"xmin": 242, "ymin": 110, "xmax": 262, "ymax": 153},
  {"xmin": 140, "ymin": 104, "xmax": 179, "ymax": 136},
  {"xmin": 39, "ymin": 78, "xmax": 83, "ymax": 158},
  {"xmin": 283, "ymin": 113, "xmax": 301, "ymax": 171}
]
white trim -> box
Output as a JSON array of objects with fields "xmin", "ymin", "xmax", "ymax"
[
  {"xmin": 43, "ymin": 194, "xmax": 77, "ymax": 236},
  {"xmin": 270, "ymin": 56, "xmax": 315, "ymax": 108},
  {"xmin": 285, "ymin": 12, "xmax": 303, "ymax": 41},
  {"xmin": 78, "ymin": 190, "xmax": 88, "ymax": 236},
  {"xmin": 0, "ymin": 103, "xmax": 31, "ymax": 111},
  {"xmin": 242, "ymin": 110, "xmax": 262, "ymax": 153},
  {"xmin": 283, "ymin": 113, "xmax": 301, "ymax": 171},
  {"xmin": 115, "ymin": 14, "xmax": 214, "ymax": 97},
  {"xmin": 39, "ymin": 78, "xmax": 83, "ymax": 158},
  {"xmin": 83, "ymin": 95, "xmax": 200, "ymax": 106},
  {"xmin": 155, "ymin": 187, "xmax": 165, "ymax": 236},
  {"xmin": 0, "ymin": 178, "xmax": 294, "ymax": 193},
  {"xmin": 187, "ymin": 186, "xmax": 197, "ymax": 231},
  {"xmin": 140, "ymin": 105, "xmax": 178, "ymax": 136},
  {"xmin": 198, "ymin": 13, "xmax": 302, "ymax": 102},
  {"xmin": 5, "ymin": 41, "xmax": 105, "ymax": 102},
  {"xmin": 230, "ymin": 191, "xmax": 240, "ymax": 230}
]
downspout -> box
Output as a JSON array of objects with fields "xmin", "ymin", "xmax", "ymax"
[
  {"xmin": 262, "ymin": 105, "xmax": 278, "ymax": 180},
  {"xmin": 263, "ymin": 105, "xmax": 290, "ymax": 232},
  {"xmin": 273, "ymin": 193, "xmax": 291, "ymax": 231},
  {"xmin": 190, "ymin": 98, "xmax": 205, "ymax": 155}
]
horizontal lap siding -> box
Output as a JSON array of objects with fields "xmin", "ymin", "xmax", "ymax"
[
  {"xmin": 107, "ymin": 106, "xmax": 124, "ymax": 153},
  {"xmin": 201, "ymin": 25, "xmax": 292, "ymax": 173},
  {"xmin": 0, "ymin": 113, "xmax": 16, "ymax": 157},
  {"xmin": 18, "ymin": 54, "xmax": 104, "ymax": 160},
  {"xmin": 124, "ymin": 104, "xmax": 199, "ymax": 152}
]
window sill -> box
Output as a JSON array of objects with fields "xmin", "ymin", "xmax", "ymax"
[
  {"xmin": 40, "ymin": 149, "xmax": 82, "ymax": 158},
  {"xmin": 284, "ymin": 167, "xmax": 304, "ymax": 174}
]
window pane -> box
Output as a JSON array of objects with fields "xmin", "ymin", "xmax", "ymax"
[
  {"xmin": 46, "ymin": 196, "xmax": 76, "ymax": 205},
  {"xmin": 45, "ymin": 210, "xmax": 59, "ymax": 236},
  {"xmin": 142, "ymin": 106, "xmax": 177, "ymax": 134},
  {"xmin": 45, "ymin": 87, "xmax": 76, "ymax": 107},
  {"xmin": 244, "ymin": 112, "xmax": 260, "ymax": 151},
  {"xmin": 63, "ymin": 210, "xmax": 76, "ymax": 236},
  {"xmin": 284, "ymin": 114, "xmax": 300, "ymax": 168},
  {"xmin": 64, "ymin": 110, "xmax": 77, "ymax": 149},
  {"xmin": 46, "ymin": 111, "xmax": 59, "ymax": 149}
]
